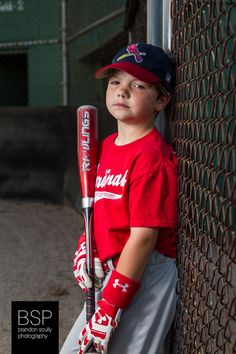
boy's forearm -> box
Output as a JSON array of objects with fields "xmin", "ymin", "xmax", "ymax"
[{"xmin": 116, "ymin": 227, "xmax": 158, "ymax": 281}]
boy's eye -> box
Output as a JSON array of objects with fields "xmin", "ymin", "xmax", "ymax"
[
  {"xmin": 132, "ymin": 82, "xmax": 146, "ymax": 89},
  {"xmin": 109, "ymin": 79, "xmax": 120, "ymax": 85}
]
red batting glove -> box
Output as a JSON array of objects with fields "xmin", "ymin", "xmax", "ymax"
[
  {"xmin": 73, "ymin": 234, "xmax": 105, "ymax": 292},
  {"xmin": 78, "ymin": 270, "xmax": 140, "ymax": 353},
  {"xmin": 78, "ymin": 299, "xmax": 120, "ymax": 354}
]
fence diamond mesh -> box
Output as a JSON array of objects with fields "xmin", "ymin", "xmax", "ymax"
[{"xmin": 171, "ymin": 1, "xmax": 236, "ymax": 353}]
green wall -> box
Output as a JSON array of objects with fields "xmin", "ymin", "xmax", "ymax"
[
  {"xmin": 0, "ymin": 0, "xmax": 127, "ymax": 107},
  {"xmin": 0, "ymin": 0, "xmax": 61, "ymax": 106},
  {"xmin": 0, "ymin": 0, "xmax": 60, "ymax": 41},
  {"xmin": 67, "ymin": 0, "xmax": 127, "ymax": 106},
  {"xmin": 29, "ymin": 44, "xmax": 61, "ymax": 106}
]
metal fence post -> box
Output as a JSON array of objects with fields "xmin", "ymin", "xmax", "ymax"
[{"xmin": 147, "ymin": 0, "xmax": 173, "ymax": 144}]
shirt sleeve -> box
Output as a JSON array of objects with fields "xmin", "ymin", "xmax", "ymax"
[{"xmin": 129, "ymin": 167, "xmax": 178, "ymax": 228}]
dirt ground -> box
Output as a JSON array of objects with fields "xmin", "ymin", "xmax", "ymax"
[{"xmin": 0, "ymin": 199, "xmax": 85, "ymax": 354}]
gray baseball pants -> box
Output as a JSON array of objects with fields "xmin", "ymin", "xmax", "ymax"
[{"xmin": 60, "ymin": 251, "xmax": 178, "ymax": 354}]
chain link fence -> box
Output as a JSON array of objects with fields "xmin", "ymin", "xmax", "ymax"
[{"xmin": 171, "ymin": 1, "xmax": 236, "ymax": 353}]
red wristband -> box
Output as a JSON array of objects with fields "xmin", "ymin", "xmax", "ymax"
[{"xmin": 102, "ymin": 270, "xmax": 140, "ymax": 309}]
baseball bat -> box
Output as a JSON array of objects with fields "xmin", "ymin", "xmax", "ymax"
[{"xmin": 77, "ymin": 105, "xmax": 98, "ymax": 353}]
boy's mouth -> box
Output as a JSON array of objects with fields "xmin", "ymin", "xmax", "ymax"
[{"xmin": 112, "ymin": 102, "xmax": 129, "ymax": 108}]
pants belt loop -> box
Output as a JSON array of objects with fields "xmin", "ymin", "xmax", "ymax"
[{"xmin": 107, "ymin": 259, "xmax": 115, "ymax": 271}]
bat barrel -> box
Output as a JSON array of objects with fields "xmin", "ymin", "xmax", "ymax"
[{"xmin": 77, "ymin": 105, "xmax": 98, "ymax": 199}]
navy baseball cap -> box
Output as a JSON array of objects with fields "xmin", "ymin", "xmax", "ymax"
[{"xmin": 95, "ymin": 43, "xmax": 174, "ymax": 93}]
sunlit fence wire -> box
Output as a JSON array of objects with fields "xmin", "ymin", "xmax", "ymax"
[{"xmin": 171, "ymin": 1, "xmax": 236, "ymax": 353}]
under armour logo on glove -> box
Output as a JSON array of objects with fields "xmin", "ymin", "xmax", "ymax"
[
  {"xmin": 97, "ymin": 313, "xmax": 107, "ymax": 325},
  {"xmin": 113, "ymin": 279, "xmax": 129, "ymax": 292}
]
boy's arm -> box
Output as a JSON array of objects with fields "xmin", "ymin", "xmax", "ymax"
[
  {"xmin": 116, "ymin": 227, "xmax": 159, "ymax": 280},
  {"xmin": 78, "ymin": 228, "xmax": 158, "ymax": 354}
]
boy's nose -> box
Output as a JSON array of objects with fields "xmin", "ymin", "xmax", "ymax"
[{"xmin": 117, "ymin": 86, "xmax": 130, "ymax": 98}]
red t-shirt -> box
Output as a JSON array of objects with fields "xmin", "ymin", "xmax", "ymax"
[{"xmin": 93, "ymin": 128, "xmax": 178, "ymax": 261}]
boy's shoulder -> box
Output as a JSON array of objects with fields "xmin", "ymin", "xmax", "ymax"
[
  {"xmin": 139, "ymin": 129, "xmax": 173, "ymax": 158},
  {"xmin": 135, "ymin": 129, "xmax": 178, "ymax": 173},
  {"xmin": 102, "ymin": 132, "xmax": 117, "ymax": 145}
]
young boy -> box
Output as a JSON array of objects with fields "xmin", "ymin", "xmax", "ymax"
[{"xmin": 60, "ymin": 42, "xmax": 178, "ymax": 354}]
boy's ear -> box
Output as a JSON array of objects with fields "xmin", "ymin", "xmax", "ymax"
[{"xmin": 155, "ymin": 95, "xmax": 171, "ymax": 112}]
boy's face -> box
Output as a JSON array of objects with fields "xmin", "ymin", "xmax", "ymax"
[{"xmin": 106, "ymin": 70, "xmax": 164, "ymax": 125}]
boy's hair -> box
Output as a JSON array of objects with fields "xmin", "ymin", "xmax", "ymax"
[{"xmin": 152, "ymin": 82, "xmax": 171, "ymax": 99}]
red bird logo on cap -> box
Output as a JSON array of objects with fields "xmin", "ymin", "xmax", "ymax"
[{"xmin": 127, "ymin": 44, "xmax": 143, "ymax": 63}]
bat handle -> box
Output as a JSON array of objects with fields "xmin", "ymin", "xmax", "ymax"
[
  {"xmin": 85, "ymin": 281, "xmax": 96, "ymax": 353},
  {"xmin": 85, "ymin": 345, "xmax": 98, "ymax": 354},
  {"xmin": 83, "ymin": 206, "xmax": 97, "ymax": 353},
  {"xmin": 86, "ymin": 274, "xmax": 95, "ymax": 322},
  {"xmin": 82, "ymin": 206, "xmax": 96, "ymax": 320},
  {"xmin": 85, "ymin": 345, "xmax": 97, "ymax": 353}
]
